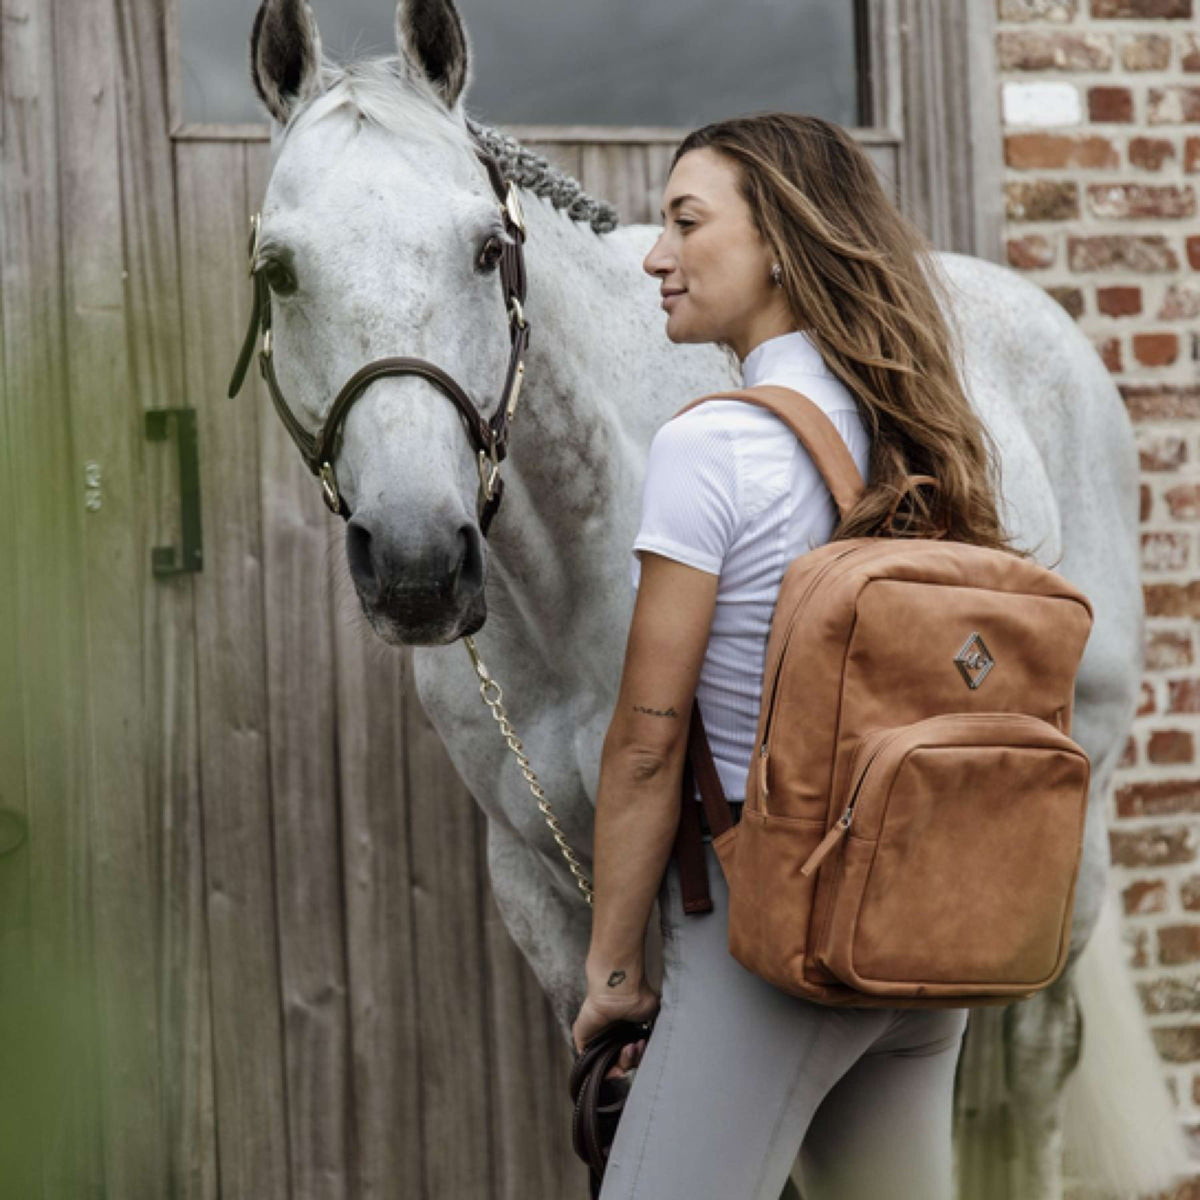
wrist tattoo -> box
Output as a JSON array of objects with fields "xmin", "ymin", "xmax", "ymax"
[
  {"xmin": 606, "ymin": 970, "xmax": 627, "ymax": 988},
  {"xmin": 633, "ymin": 704, "xmax": 678, "ymax": 718}
]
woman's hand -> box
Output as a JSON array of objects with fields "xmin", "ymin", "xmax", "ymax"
[{"xmin": 571, "ymin": 978, "xmax": 660, "ymax": 1081}]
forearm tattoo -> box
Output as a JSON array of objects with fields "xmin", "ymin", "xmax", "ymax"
[
  {"xmin": 607, "ymin": 970, "xmax": 626, "ymax": 988},
  {"xmin": 632, "ymin": 704, "xmax": 678, "ymax": 718}
]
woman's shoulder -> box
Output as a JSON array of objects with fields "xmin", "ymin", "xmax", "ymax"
[
  {"xmin": 650, "ymin": 379, "xmax": 866, "ymax": 480},
  {"xmin": 668, "ymin": 383, "xmax": 860, "ymax": 441}
]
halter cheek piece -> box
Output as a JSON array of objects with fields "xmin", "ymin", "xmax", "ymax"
[{"xmin": 227, "ymin": 121, "xmax": 530, "ymax": 535}]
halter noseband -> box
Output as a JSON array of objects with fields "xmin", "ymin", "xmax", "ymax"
[{"xmin": 227, "ymin": 122, "xmax": 530, "ymax": 535}]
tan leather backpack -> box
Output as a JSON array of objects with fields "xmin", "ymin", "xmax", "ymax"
[{"xmin": 670, "ymin": 385, "xmax": 1094, "ymax": 1009}]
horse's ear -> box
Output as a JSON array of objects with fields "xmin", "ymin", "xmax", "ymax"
[
  {"xmin": 395, "ymin": 0, "xmax": 472, "ymax": 111},
  {"xmin": 250, "ymin": 0, "xmax": 323, "ymax": 125}
]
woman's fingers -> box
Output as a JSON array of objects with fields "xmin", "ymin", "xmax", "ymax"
[
  {"xmin": 604, "ymin": 1038, "xmax": 649, "ymax": 1080},
  {"xmin": 598, "ymin": 1031, "xmax": 654, "ymax": 1083}
]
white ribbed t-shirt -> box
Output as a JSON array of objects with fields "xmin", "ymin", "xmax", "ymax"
[{"xmin": 630, "ymin": 329, "xmax": 872, "ymax": 803}]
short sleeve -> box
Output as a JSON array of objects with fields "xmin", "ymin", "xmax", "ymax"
[{"xmin": 631, "ymin": 410, "xmax": 741, "ymax": 576}]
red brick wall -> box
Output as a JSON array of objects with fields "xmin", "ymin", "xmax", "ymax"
[{"xmin": 998, "ymin": 0, "xmax": 1200, "ymax": 1177}]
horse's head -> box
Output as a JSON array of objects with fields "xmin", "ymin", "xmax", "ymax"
[{"xmin": 242, "ymin": 0, "xmax": 524, "ymax": 646}]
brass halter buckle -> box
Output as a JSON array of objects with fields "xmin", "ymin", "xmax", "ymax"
[
  {"xmin": 247, "ymin": 212, "xmax": 261, "ymax": 275},
  {"xmin": 477, "ymin": 446, "xmax": 500, "ymax": 501},
  {"xmin": 318, "ymin": 462, "xmax": 341, "ymax": 514},
  {"xmin": 504, "ymin": 181, "xmax": 526, "ymax": 237},
  {"xmin": 505, "ymin": 361, "xmax": 525, "ymax": 424}
]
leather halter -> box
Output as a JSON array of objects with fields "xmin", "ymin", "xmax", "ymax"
[{"xmin": 227, "ymin": 120, "xmax": 531, "ymax": 534}]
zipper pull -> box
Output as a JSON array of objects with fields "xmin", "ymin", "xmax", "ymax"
[
  {"xmin": 800, "ymin": 809, "xmax": 852, "ymax": 877},
  {"xmin": 758, "ymin": 745, "xmax": 769, "ymax": 807}
]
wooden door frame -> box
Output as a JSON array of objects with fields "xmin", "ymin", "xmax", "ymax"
[{"xmin": 163, "ymin": 0, "xmax": 1002, "ymax": 261}]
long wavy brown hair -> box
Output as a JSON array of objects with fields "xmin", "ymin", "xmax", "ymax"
[{"xmin": 671, "ymin": 113, "xmax": 1029, "ymax": 556}]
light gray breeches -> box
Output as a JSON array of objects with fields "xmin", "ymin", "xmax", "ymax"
[{"xmin": 598, "ymin": 837, "xmax": 969, "ymax": 1200}]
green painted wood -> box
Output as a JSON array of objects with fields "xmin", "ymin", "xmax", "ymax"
[
  {"xmin": 55, "ymin": 0, "xmax": 170, "ymax": 1191},
  {"xmin": 0, "ymin": 0, "xmax": 106, "ymax": 1196}
]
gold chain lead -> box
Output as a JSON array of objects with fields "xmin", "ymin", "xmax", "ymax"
[{"xmin": 463, "ymin": 635, "xmax": 595, "ymax": 906}]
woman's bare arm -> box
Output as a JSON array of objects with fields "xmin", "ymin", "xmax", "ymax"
[{"xmin": 584, "ymin": 549, "xmax": 719, "ymax": 992}]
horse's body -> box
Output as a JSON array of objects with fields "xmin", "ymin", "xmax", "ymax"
[{"xmin": 244, "ymin": 1, "xmax": 1186, "ymax": 1193}]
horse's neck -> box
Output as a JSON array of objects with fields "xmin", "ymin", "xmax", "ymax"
[{"xmin": 478, "ymin": 198, "xmax": 729, "ymax": 682}]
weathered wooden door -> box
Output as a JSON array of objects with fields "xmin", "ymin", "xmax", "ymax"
[{"xmin": 1, "ymin": 0, "xmax": 1002, "ymax": 1196}]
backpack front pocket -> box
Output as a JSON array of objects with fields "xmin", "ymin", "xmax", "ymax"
[{"xmin": 810, "ymin": 712, "xmax": 1090, "ymax": 998}]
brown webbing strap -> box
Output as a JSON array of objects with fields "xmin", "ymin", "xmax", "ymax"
[
  {"xmin": 673, "ymin": 743, "xmax": 712, "ymax": 915},
  {"xmin": 673, "ymin": 697, "xmax": 735, "ymax": 916},
  {"xmin": 690, "ymin": 699, "xmax": 734, "ymax": 840},
  {"xmin": 673, "ymin": 384, "xmax": 867, "ymax": 519}
]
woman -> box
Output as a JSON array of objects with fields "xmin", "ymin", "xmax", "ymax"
[{"xmin": 571, "ymin": 113, "xmax": 1016, "ymax": 1199}]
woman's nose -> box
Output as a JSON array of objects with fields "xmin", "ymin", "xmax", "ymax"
[{"xmin": 643, "ymin": 245, "xmax": 670, "ymax": 277}]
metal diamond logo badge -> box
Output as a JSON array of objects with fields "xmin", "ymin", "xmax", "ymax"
[{"xmin": 954, "ymin": 632, "xmax": 995, "ymax": 690}]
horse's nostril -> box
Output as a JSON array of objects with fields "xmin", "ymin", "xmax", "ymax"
[
  {"xmin": 457, "ymin": 523, "xmax": 484, "ymax": 593},
  {"xmin": 345, "ymin": 517, "xmax": 379, "ymax": 600}
]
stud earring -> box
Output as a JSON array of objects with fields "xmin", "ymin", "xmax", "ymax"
[{"xmin": 770, "ymin": 263, "xmax": 783, "ymax": 286}]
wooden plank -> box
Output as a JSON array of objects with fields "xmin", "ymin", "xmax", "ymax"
[
  {"xmin": 332, "ymin": 586, "xmax": 423, "ymax": 1200},
  {"xmin": 0, "ymin": 105, "xmax": 38, "ymax": 1185},
  {"xmin": 579, "ymin": 142, "xmax": 653, "ymax": 228},
  {"xmin": 624, "ymin": 144, "xmax": 655, "ymax": 226},
  {"xmin": 168, "ymin": 122, "xmax": 900, "ymax": 148},
  {"xmin": 507, "ymin": 124, "xmax": 694, "ymax": 144},
  {"xmin": 523, "ymin": 140, "xmax": 583, "ymax": 185},
  {"xmin": 171, "ymin": 123, "xmax": 698, "ymax": 145},
  {"xmin": 177, "ymin": 138, "xmax": 290, "ymax": 1200},
  {"xmin": 112, "ymin": 0, "xmax": 218, "ymax": 1194},
  {"xmin": 54, "ymin": 0, "xmax": 170, "ymax": 1193},
  {"xmin": 0, "ymin": 18, "xmax": 32, "ymax": 1197},
  {"xmin": 173, "ymin": 122, "xmax": 272, "ymax": 142},
  {"xmin": 646, "ymin": 140, "xmax": 680, "ymax": 207},
  {"xmin": 481, "ymin": 848, "xmax": 587, "ymax": 1200},
  {"xmin": 404, "ymin": 659, "xmax": 496, "ymax": 1196},
  {"xmin": 163, "ymin": 0, "xmax": 183, "ymax": 134},
  {"xmin": 954, "ymin": 1006, "xmax": 1013, "ymax": 1200},
  {"xmin": 521, "ymin": 124, "xmax": 893, "ymax": 146},
  {"xmin": 0, "ymin": 0, "xmax": 105, "ymax": 1196},
  {"xmin": 245, "ymin": 143, "xmax": 353, "ymax": 1199}
]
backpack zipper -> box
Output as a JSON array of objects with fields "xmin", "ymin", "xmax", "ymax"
[
  {"xmin": 797, "ymin": 712, "xmax": 1055, "ymax": 876},
  {"xmin": 756, "ymin": 544, "xmax": 863, "ymax": 809},
  {"xmin": 804, "ymin": 711, "xmax": 1083, "ymax": 970},
  {"xmin": 796, "ymin": 714, "xmax": 1002, "ymax": 878},
  {"xmin": 798, "ymin": 730, "xmax": 896, "ymax": 876}
]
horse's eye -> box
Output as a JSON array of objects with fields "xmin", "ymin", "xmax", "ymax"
[
  {"xmin": 261, "ymin": 258, "xmax": 296, "ymax": 295},
  {"xmin": 477, "ymin": 234, "xmax": 505, "ymax": 272}
]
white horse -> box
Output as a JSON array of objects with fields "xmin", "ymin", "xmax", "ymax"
[{"xmin": 243, "ymin": 1, "xmax": 1188, "ymax": 1195}]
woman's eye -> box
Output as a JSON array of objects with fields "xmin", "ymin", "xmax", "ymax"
[
  {"xmin": 675, "ymin": 218, "xmax": 695, "ymax": 230},
  {"xmin": 477, "ymin": 234, "xmax": 505, "ymax": 271}
]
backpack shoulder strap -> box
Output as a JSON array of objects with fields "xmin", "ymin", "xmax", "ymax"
[{"xmin": 673, "ymin": 384, "xmax": 867, "ymax": 520}]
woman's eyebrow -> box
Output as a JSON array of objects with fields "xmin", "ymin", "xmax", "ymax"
[{"xmin": 659, "ymin": 194, "xmax": 706, "ymax": 220}]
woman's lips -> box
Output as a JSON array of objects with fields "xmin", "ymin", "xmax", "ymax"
[{"xmin": 661, "ymin": 291, "xmax": 686, "ymax": 310}]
